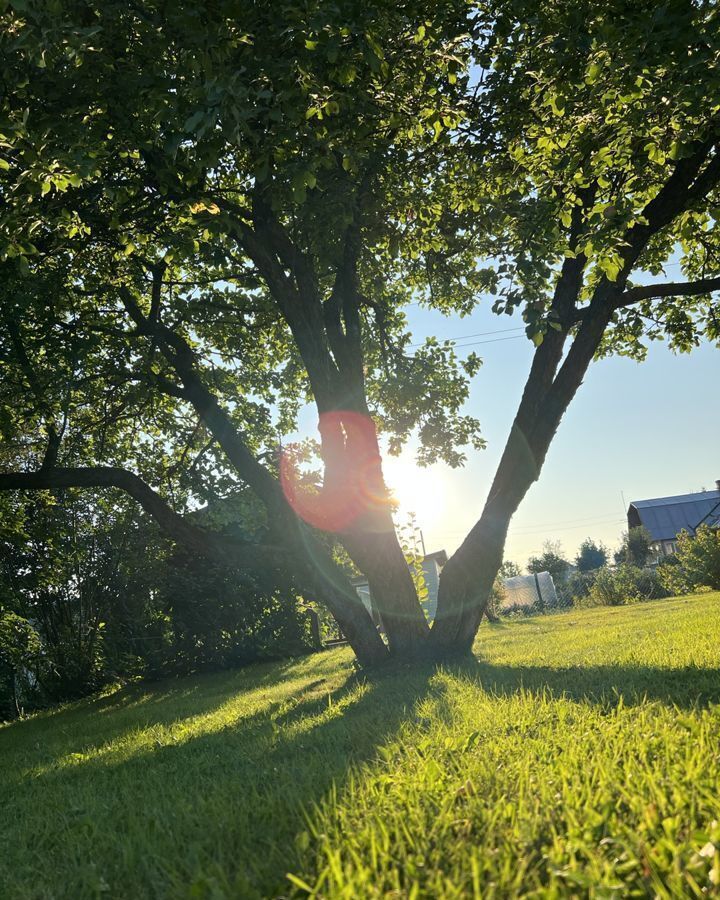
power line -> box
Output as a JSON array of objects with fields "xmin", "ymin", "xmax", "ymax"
[
  {"xmin": 452, "ymin": 334, "xmax": 525, "ymax": 349},
  {"xmin": 431, "ymin": 513, "xmax": 627, "ymax": 538},
  {"xmin": 408, "ymin": 326, "xmax": 524, "ymax": 347}
]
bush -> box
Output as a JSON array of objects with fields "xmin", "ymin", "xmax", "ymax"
[
  {"xmin": 149, "ymin": 551, "xmax": 314, "ymax": 676},
  {"xmin": 0, "ymin": 611, "xmax": 42, "ymax": 718},
  {"xmin": 0, "ymin": 491, "xmax": 316, "ymax": 715},
  {"xmin": 556, "ymin": 569, "xmax": 600, "ymax": 606},
  {"xmin": 586, "ymin": 564, "xmax": 669, "ymax": 607},
  {"xmin": 614, "ymin": 527, "xmax": 653, "ymax": 567},
  {"xmin": 658, "ymin": 525, "xmax": 720, "ymax": 593},
  {"xmin": 575, "ymin": 539, "xmax": 608, "ymax": 573}
]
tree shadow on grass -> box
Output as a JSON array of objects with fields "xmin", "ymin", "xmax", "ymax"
[
  {"xmin": 0, "ymin": 654, "xmax": 440, "ymax": 899},
  {"xmin": 3, "ymin": 650, "xmax": 719, "ymax": 898},
  {"xmin": 451, "ymin": 657, "xmax": 720, "ymax": 709}
]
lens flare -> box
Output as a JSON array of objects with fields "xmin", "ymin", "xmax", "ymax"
[{"xmin": 280, "ymin": 410, "xmax": 391, "ymax": 532}]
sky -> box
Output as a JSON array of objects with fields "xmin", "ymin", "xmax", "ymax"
[
  {"xmin": 384, "ymin": 299, "xmax": 720, "ymax": 568},
  {"xmin": 292, "ymin": 278, "xmax": 720, "ymax": 570}
]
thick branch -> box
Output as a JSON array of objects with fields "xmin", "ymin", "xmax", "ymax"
[
  {"xmin": 0, "ymin": 466, "xmax": 285, "ymax": 570},
  {"xmin": 618, "ymin": 276, "xmax": 720, "ymax": 306},
  {"xmin": 216, "ymin": 193, "xmax": 341, "ymax": 410},
  {"xmin": 621, "ymin": 139, "xmax": 720, "ymax": 272},
  {"xmin": 119, "ymin": 287, "xmax": 283, "ymax": 510}
]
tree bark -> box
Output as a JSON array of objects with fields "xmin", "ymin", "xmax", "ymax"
[
  {"xmin": 341, "ymin": 529, "xmax": 430, "ymax": 657},
  {"xmin": 431, "ymin": 284, "xmax": 617, "ymax": 656}
]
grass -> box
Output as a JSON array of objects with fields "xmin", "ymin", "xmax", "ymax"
[{"xmin": 2, "ymin": 594, "xmax": 720, "ymax": 898}]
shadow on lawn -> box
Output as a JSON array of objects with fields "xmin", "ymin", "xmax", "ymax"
[
  {"xmin": 452, "ymin": 657, "xmax": 720, "ymax": 708},
  {"xmin": 3, "ymin": 651, "xmax": 719, "ymax": 897},
  {"xmin": 1, "ymin": 656, "xmax": 440, "ymax": 898}
]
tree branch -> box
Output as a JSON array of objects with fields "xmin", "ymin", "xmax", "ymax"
[
  {"xmin": 618, "ymin": 276, "xmax": 720, "ymax": 306},
  {"xmin": 0, "ymin": 466, "xmax": 286, "ymax": 570}
]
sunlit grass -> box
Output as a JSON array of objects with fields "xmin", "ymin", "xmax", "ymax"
[{"xmin": 2, "ymin": 595, "xmax": 720, "ymax": 898}]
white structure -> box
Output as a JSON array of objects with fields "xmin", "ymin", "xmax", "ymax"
[{"xmin": 500, "ymin": 572, "xmax": 558, "ymax": 611}]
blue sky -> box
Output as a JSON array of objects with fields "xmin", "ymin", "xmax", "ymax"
[
  {"xmin": 294, "ymin": 291, "xmax": 719, "ymax": 569},
  {"xmin": 385, "ymin": 299, "xmax": 720, "ymax": 568}
]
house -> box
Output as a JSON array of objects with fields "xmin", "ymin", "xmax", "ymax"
[
  {"xmin": 627, "ymin": 480, "xmax": 720, "ymax": 559},
  {"xmin": 353, "ymin": 549, "xmax": 448, "ymax": 624}
]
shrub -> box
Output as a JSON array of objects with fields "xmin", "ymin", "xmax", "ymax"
[
  {"xmin": 587, "ymin": 564, "xmax": 669, "ymax": 607},
  {"xmin": 556, "ymin": 568, "xmax": 600, "ymax": 606},
  {"xmin": 575, "ymin": 539, "xmax": 608, "ymax": 572},
  {"xmin": 0, "ymin": 611, "xmax": 42, "ymax": 718},
  {"xmin": 660, "ymin": 525, "xmax": 720, "ymax": 592},
  {"xmin": 527, "ymin": 540, "xmax": 570, "ymax": 583},
  {"xmin": 614, "ymin": 527, "xmax": 653, "ymax": 567}
]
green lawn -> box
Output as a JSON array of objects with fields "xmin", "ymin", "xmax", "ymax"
[{"xmin": 2, "ymin": 595, "xmax": 720, "ymax": 898}]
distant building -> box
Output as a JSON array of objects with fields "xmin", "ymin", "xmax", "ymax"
[{"xmin": 627, "ymin": 480, "xmax": 720, "ymax": 559}]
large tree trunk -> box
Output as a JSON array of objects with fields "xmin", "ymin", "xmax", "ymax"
[
  {"xmin": 341, "ymin": 529, "xmax": 430, "ymax": 658},
  {"xmin": 431, "ymin": 287, "xmax": 616, "ymax": 658},
  {"xmin": 429, "ymin": 426, "xmax": 537, "ymax": 655},
  {"xmin": 312, "ymin": 409, "xmax": 430, "ymax": 657}
]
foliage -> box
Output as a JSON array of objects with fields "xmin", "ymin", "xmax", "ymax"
[
  {"xmin": 575, "ymin": 538, "xmax": 608, "ymax": 572},
  {"xmin": 615, "ymin": 526, "xmax": 653, "ymax": 568},
  {"xmin": 499, "ymin": 560, "xmax": 521, "ymax": 579},
  {"xmin": 555, "ymin": 568, "xmax": 600, "ymax": 607},
  {"xmin": 150, "ymin": 551, "xmax": 313, "ymax": 677},
  {"xmin": 0, "ymin": 491, "xmax": 315, "ymax": 713},
  {"xmin": 527, "ymin": 540, "xmax": 570, "ymax": 583},
  {"xmin": 2, "ymin": 596, "xmax": 720, "ymax": 896},
  {"xmin": 586, "ymin": 563, "xmax": 668, "ymax": 607},
  {"xmin": 0, "ymin": 610, "xmax": 42, "ymax": 718},
  {"xmin": 1, "ymin": 0, "xmax": 720, "ymax": 662},
  {"xmin": 398, "ymin": 512, "xmax": 430, "ymax": 619},
  {"xmin": 659, "ymin": 525, "xmax": 720, "ymax": 593},
  {"xmin": 488, "ymin": 559, "xmax": 523, "ymax": 617}
]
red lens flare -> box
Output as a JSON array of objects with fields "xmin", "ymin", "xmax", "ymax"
[{"xmin": 280, "ymin": 410, "xmax": 390, "ymax": 532}]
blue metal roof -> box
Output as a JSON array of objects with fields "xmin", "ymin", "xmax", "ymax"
[{"xmin": 628, "ymin": 489, "xmax": 720, "ymax": 541}]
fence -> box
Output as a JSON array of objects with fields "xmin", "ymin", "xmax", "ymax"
[{"xmin": 499, "ymin": 571, "xmax": 565, "ymax": 614}]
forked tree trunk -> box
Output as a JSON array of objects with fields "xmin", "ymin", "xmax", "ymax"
[{"xmin": 341, "ymin": 529, "xmax": 430, "ymax": 658}]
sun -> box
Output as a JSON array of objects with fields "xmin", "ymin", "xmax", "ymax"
[{"xmin": 383, "ymin": 453, "xmax": 445, "ymax": 531}]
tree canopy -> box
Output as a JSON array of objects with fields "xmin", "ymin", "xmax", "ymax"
[{"xmin": 1, "ymin": 0, "xmax": 719, "ymax": 665}]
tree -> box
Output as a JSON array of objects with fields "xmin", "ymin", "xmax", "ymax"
[
  {"xmin": 615, "ymin": 527, "xmax": 653, "ymax": 569},
  {"xmin": 1, "ymin": 1, "xmax": 720, "ymax": 666},
  {"xmin": 499, "ymin": 561, "xmax": 521, "ymax": 579},
  {"xmin": 575, "ymin": 539, "xmax": 608, "ymax": 572},
  {"xmin": 527, "ymin": 541, "xmax": 570, "ymax": 583}
]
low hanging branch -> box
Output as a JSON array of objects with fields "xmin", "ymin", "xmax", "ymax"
[{"xmin": 0, "ymin": 466, "xmax": 286, "ymax": 571}]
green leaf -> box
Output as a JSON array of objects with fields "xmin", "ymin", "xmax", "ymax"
[
  {"xmin": 585, "ymin": 61, "xmax": 603, "ymax": 84},
  {"xmin": 183, "ymin": 110, "xmax": 205, "ymax": 133}
]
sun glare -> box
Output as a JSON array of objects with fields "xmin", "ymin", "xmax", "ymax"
[{"xmin": 383, "ymin": 454, "xmax": 445, "ymax": 531}]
